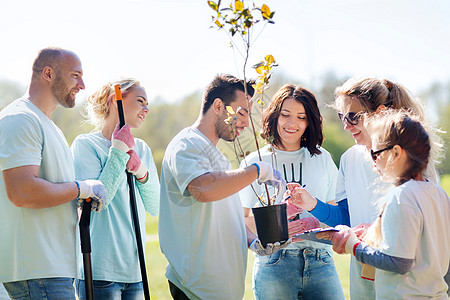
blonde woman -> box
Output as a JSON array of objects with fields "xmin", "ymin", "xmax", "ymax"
[{"xmin": 71, "ymin": 79, "xmax": 159, "ymax": 299}]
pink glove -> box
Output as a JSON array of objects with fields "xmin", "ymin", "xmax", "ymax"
[
  {"xmin": 284, "ymin": 200, "xmax": 303, "ymax": 220},
  {"xmin": 127, "ymin": 150, "xmax": 148, "ymax": 182},
  {"xmin": 317, "ymin": 225, "xmax": 361, "ymax": 255},
  {"xmin": 285, "ymin": 183, "xmax": 317, "ymax": 212},
  {"xmin": 112, "ymin": 124, "xmax": 135, "ymax": 153},
  {"xmin": 353, "ymin": 223, "xmax": 372, "ymax": 240},
  {"xmin": 288, "ymin": 217, "xmax": 320, "ymax": 241}
]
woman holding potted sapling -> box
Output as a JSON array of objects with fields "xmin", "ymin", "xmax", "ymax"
[{"xmin": 239, "ymin": 84, "xmax": 345, "ymax": 299}]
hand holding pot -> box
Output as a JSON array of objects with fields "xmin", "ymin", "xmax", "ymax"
[
  {"xmin": 285, "ymin": 182, "xmax": 317, "ymax": 212},
  {"xmin": 249, "ymin": 238, "xmax": 292, "ymax": 256}
]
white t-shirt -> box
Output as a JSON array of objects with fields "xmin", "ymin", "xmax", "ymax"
[
  {"xmin": 158, "ymin": 127, "xmax": 247, "ymax": 300},
  {"xmin": 335, "ymin": 145, "xmax": 387, "ymax": 226},
  {"xmin": 375, "ymin": 180, "xmax": 450, "ymax": 299},
  {"xmin": 239, "ymin": 145, "xmax": 337, "ymax": 251},
  {"xmin": 0, "ymin": 98, "xmax": 77, "ymax": 282}
]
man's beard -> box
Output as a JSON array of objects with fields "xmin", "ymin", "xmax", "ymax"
[
  {"xmin": 51, "ymin": 75, "xmax": 75, "ymax": 108},
  {"xmin": 215, "ymin": 113, "xmax": 236, "ymax": 142}
]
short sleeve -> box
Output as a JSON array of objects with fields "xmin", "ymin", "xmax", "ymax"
[
  {"xmin": 0, "ymin": 114, "xmax": 42, "ymax": 170},
  {"xmin": 380, "ymin": 190, "xmax": 421, "ymax": 259},
  {"xmin": 168, "ymin": 139, "xmax": 215, "ymax": 197}
]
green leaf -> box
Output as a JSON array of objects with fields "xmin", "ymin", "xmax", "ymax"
[{"xmin": 207, "ymin": 1, "xmax": 218, "ymax": 11}]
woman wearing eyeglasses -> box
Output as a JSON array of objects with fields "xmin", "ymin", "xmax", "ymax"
[
  {"xmin": 285, "ymin": 76, "xmax": 442, "ymax": 299},
  {"xmin": 316, "ymin": 110, "xmax": 450, "ymax": 299}
]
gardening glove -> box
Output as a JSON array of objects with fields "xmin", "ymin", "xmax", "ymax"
[
  {"xmin": 112, "ymin": 123, "xmax": 135, "ymax": 153},
  {"xmin": 283, "ymin": 199, "xmax": 303, "ymax": 220},
  {"xmin": 288, "ymin": 217, "xmax": 320, "ymax": 241},
  {"xmin": 317, "ymin": 225, "xmax": 361, "ymax": 255},
  {"xmin": 126, "ymin": 149, "xmax": 148, "ymax": 183},
  {"xmin": 252, "ymin": 161, "xmax": 286, "ymax": 199},
  {"xmin": 353, "ymin": 223, "xmax": 372, "ymax": 240},
  {"xmin": 76, "ymin": 180, "xmax": 107, "ymax": 212},
  {"xmin": 285, "ymin": 182, "xmax": 317, "ymax": 212},
  {"xmin": 249, "ymin": 238, "xmax": 292, "ymax": 256}
]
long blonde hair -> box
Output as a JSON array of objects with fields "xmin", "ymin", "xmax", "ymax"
[
  {"xmin": 85, "ymin": 78, "xmax": 141, "ymax": 129},
  {"xmin": 334, "ymin": 77, "xmax": 425, "ymax": 119}
]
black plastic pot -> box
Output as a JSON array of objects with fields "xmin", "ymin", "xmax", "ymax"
[{"xmin": 252, "ymin": 203, "xmax": 289, "ymax": 247}]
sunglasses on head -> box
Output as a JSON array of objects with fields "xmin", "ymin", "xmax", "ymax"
[
  {"xmin": 370, "ymin": 145, "xmax": 394, "ymax": 162},
  {"xmin": 338, "ymin": 112, "xmax": 362, "ymax": 125}
]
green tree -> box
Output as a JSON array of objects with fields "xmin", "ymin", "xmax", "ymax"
[{"xmin": 0, "ymin": 79, "xmax": 26, "ymax": 108}]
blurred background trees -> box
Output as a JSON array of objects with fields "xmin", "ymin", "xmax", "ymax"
[{"xmin": 1, "ymin": 71, "xmax": 449, "ymax": 179}]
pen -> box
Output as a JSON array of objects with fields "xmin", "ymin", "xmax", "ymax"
[{"xmin": 284, "ymin": 184, "xmax": 306, "ymax": 201}]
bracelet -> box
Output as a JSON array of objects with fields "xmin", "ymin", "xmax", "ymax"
[
  {"xmin": 74, "ymin": 181, "xmax": 80, "ymax": 200},
  {"xmin": 252, "ymin": 163, "xmax": 260, "ymax": 177}
]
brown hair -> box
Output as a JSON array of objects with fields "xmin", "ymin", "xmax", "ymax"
[
  {"xmin": 366, "ymin": 109, "xmax": 430, "ymax": 186},
  {"xmin": 262, "ymin": 84, "xmax": 323, "ymax": 156},
  {"xmin": 202, "ymin": 74, "xmax": 255, "ymax": 115}
]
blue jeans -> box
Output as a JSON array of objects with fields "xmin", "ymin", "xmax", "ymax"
[
  {"xmin": 253, "ymin": 248, "xmax": 345, "ymax": 300},
  {"xmin": 75, "ymin": 279, "xmax": 143, "ymax": 300},
  {"xmin": 3, "ymin": 278, "xmax": 76, "ymax": 300}
]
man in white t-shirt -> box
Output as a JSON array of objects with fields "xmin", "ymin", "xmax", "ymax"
[
  {"xmin": 159, "ymin": 74, "xmax": 289, "ymax": 300},
  {"xmin": 0, "ymin": 47, "xmax": 106, "ymax": 299}
]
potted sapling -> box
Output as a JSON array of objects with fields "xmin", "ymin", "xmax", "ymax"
[{"xmin": 208, "ymin": 0, "xmax": 288, "ymax": 246}]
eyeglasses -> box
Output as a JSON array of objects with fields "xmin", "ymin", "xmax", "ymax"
[
  {"xmin": 338, "ymin": 112, "xmax": 362, "ymax": 126},
  {"xmin": 370, "ymin": 145, "xmax": 394, "ymax": 162}
]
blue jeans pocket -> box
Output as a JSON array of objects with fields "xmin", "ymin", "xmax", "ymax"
[
  {"xmin": 92, "ymin": 281, "xmax": 115, "ymax": 289},
  {"xmin": 317, "ymin": 249, "xmax": 335, "ymax": 265},
  {"xmin": 256, "ymin": 249, "xmax": 283, "ymax": 266},
  {"xmin": 3, "ymin": 281, "xmax": 29, "ymax": 300}
]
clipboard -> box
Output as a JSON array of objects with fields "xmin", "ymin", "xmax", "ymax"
[{"xmin": 293, "ymin": 228, "xmax": 338, "ymax": 245}]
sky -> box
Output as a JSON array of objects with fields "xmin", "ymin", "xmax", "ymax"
[{"xmin": 1, "ymin": 0, "xmax": 449, "ymax": 104}]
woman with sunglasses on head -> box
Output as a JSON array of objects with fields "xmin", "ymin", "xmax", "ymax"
[
  {"xmin": 286, "ymin": 76, "xmax": 441, "ymax": 299},
  {"xmin": 71, "ymin": 79, "xmax": 160, "ymax": 299},
  {"xmin": 239, "ymin": 84, "xmax": 345, "ymax": 300},
  {"xmin": 317, "ymin": 110, "xmax": 450, "ymax": 299}
]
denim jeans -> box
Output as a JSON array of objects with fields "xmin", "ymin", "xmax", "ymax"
[
  {"xmin": 75, "ymin": 279, "xmax": 144, "ymax": 300},
  {"xmin": 3, "ymin": 278, "xmax": 76, "ymax": 300},
  {"xmin": 253, "ymin": 248, "xmax": 345, "ymax": 300}
]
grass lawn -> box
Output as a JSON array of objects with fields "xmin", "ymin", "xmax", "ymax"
[{"xmin": 145, "ymin": 216, "xmax": 351, "ymax": 299}]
